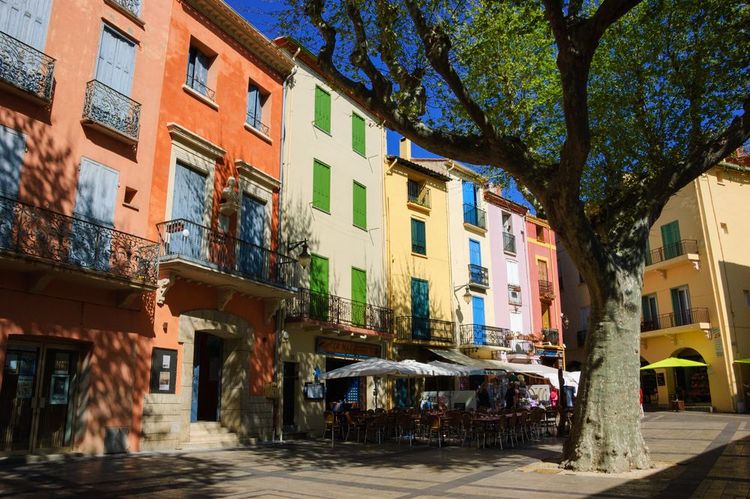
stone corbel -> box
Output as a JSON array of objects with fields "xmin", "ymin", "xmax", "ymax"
[
  {"xmin": 217, "ymin": 288, "xmax": 235, "ymax": 311},
  {"xmin": 656, "ymin": 269, "xmax": 667, "ymax": 279},
  {"xmin": 156, "ymin": 273, "xmax": 175, "ymax": 306},
  {"xmin": 264, "ymin": 298, "xmax": 281, "ymax": 324},
  {"xmin": 692, "ymin": 260, "xmax": 701, "ymax": 271}
]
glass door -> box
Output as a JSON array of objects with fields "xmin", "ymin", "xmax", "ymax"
[{"xmin": 0, "ymin": 342, "xmax": 79, "ymax": 453}]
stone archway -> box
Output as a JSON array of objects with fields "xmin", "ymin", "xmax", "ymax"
[
  {"xmin": 672, "ymin": 347, "xmax": 712, "ymax": 405},
  {"xmin": 178, "ymin": 309, "xmax": 254, "ymax": 444}
]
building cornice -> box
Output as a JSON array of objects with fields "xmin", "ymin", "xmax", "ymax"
[
  {"xmin": 167, "ymin": 122, "xmax": 225, "ymax": 159},
  {"xmin": 387, "ymin": 155, "xmax": 452, "ymax": 183},
  {"xmin": 484, "ymin": 191, "xmax": 528, "ymax": 216},
  {"xmin": 236, "ymin": 160, "xmax": 281, "ymax": 192}
]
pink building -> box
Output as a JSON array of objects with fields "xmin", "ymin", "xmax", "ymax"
[
  {"xmin": 525, "ymin": 215, "xmax": 564, "ymax": 367},
  {"xmin": 0, "ymin": 0, "xmax": 170, "ymax": 453}
]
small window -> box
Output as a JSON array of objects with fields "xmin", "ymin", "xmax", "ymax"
[
  {"xmin": 536, "ymin": 224, "xmax": 545, "ymax": 242},
  {"xmin": 246, "ymin": 83, "xmax": 269, "ymax": 134},
  {"xmin": 186, "ymin": 46, "xmax": 213, "ymax": 98},
  {"xmin": 502, "ymin": 212, "xmax": 512, "ymax": 233},
  {"xmin": 353, "ymin": 181, "xmax": 367, "ymax": 229},
  {"xmin": 411, "ymin": 218, "xmax": 426, "ymax": 255},
  {"xmin": 352, "ymin": 113, "xmax": 365, "ymax": 155},
  {"xmin": 312, "ymin": 160, "xmax": 331, "ymax": 212},
  {"xmin": 150, "ymin": 348, "xmax": 177, "ymax": 394},
  {"xmin": 314, "ymin": 86, "xmax": 331, "ymax": 133}
]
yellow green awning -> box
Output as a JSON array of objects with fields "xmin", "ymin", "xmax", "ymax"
[{"xmin": 640, "ymin": 357, "xmax": 708, "ymax": 370}]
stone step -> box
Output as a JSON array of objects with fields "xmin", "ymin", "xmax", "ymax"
[
  {"xmin": 187, "ymin": 432, "xmax": 240, "ymax": 445},
  {"xmin": 189, "ymin": 426, "xmax": 233, "ymax": 436},
  {"xmin": 179, "ymin": 439, "xmax": 242, "ymax": 451}
]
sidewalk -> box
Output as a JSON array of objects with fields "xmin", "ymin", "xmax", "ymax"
[{"xmin": 0, "ymin": 411, "xmax": 748, "ymax": 498}]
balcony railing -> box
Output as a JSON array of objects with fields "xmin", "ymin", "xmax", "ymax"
[
  {"xmin": 185, "ymin": 73, "xmax": 216, "ymax": 101},
  {"xmin": 468, "ymin": 263, "xmax": 489, "ymax": 287},
  {"xmin": 286, "ymin": 288, "xmax": 392, "ymax": 333},
  {"xmin": 0, "ymin": 30, "xmax": 55, "ymax": 103},
  {"xmin": 0, "ymin": 195, "xmax": 159, "ymax": 287},
  {"xmin": 538, "ymin": 279, "xmax": 555, "ymax": 300},
  {"xmin": 407, "ymin": 182, "xmax": 431, "ymax": 208},
  {"xmin": 109, "ymin": 0, "xmax": 142, "ymax": 17},
  {"xmin": 646, "ymin": 239, "xmax": 698, "ymax": 266},
  {"xmin": 463, "ymin": 204, "xmax": 486, "ymax": 229},
  {"xmin": 156, "ymin": 219, "xmax": 296, "ymax": 291},
  {"xmin": 503, "ymin": 231, "xmax": 516, "ymax": 254},
  {"xmin": 459, "ymin": 324, "xmax": 511, "ymax": 348},
  {"xmin": 541, "ymin": 328, "xmax": 560, "ymax": 345},
  {"xmin": 641, "ymin": 307, "xmax": 709, "ymax": 332},
  {"xmin": 246, "ymin": 110, "xmax": 270, "ymax": 135},
  {"xmin": 508, "ymin": 284, "xmax": 522, "ymax": 305},
  {"xmin": 394, "ymin": 316, "xmax": 454, "ymax": 344},
  {"xmin": 82, "ymin": 80, "xmax": 141, "ymax": 143}
]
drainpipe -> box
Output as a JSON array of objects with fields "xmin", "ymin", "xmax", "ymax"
[{"xmin": 273, "ymin": 49, "xmax": 300, "ymax": 443}]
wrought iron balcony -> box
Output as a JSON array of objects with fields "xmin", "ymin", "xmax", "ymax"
[
  {"xmin": 0, "ymin": 195, "xmax": 159, "ymax": 288},
  {"xmin": 468, "ymin": 263, "xmax": 489, "ymax": 287},
  {"xmin": 407, "ymin": 180, "xmax": 431, "ymax": 209},
  {"xmin": 286, "ymin": 288, "xmax": 392, "ymax": 333},
  {"xmin": 459, "ymin": 324, "xmax": 511, "ymax": 348},
  {"xmin": 394, "ymin": 316, "xmax": 454, "ymax": 344},
  {"xmin": 541, "ymin": 328, "xmax": 560, "ymax": 345},
  {"xmin": 503, "ymin": 231, "xmax": 516, "ymax": 254},
  {"xmin": 108, "ymin": 0, "xmax": 142, "ymax": 18},
  {"xmin": 463, "ymin": 204, "xmax": 486, "ymax": 229},
  {"xmin": 641, "ymin": 307, "xmax": 709, "ymax": 332},
  {"xmin": 0, "ymin": 30, "xmax": 55, "ymax": 103},
  {"xmin": 538, "ymin": 279, "xmax": 555, "ymax": 300},
  {"xmin": 508, "ymin": 284, "xmax": 522, "ymax": 305},
  {"xmin": 82, "ymin": 80, "xmax": 141, "ymax": 143},
  {"xmin": 156, "ymin": 219, "xmax": 297, "ymax": 292},
  {"xmin": 646, "ymin": 239, "xmax": 698, "ymax": 266},
  {"xmin": 185, "ymin": 73, "xmax": 216, "ymax": 101},
  {"xmin": 246, "ymin": 110, "xmax": 270, "ymax": 135}
]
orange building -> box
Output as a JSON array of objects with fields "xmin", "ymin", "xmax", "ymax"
[
  {"xmin": 141, "ymin": 0, "xmax": 294, "ymax": 450},
  {"xmin": 525, "ymin": 216, "xmax": 564, "ymax": 367},
  {"xmin": 0, "ymin": 0, "xmax": 171, "ymax": 454}
]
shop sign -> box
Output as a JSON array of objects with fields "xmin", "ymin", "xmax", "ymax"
[
  {"xmin": 316, "ymin": 337, "xmax": 381, "ymax": 360},
  {"xmin": 538, "ymin": 348, "xmax": 563, "ymax": 358}
]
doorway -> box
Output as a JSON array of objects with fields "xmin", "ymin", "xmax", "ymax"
[
  {"xmin": 191, "ymin": 332, "xmax": 223, "ymax": 422},
  {"xmin": 282, "ymin": 362, "xmax": 297, "ymax": 430},
  {"xmin": 0, "ymin": 341, "xmax": 80, "ymax": 453}
]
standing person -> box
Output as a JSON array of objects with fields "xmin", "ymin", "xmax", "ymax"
[
  {"xmin": 505, "ymin": 382, "xmax": 518, "ymax": 410},
  {"xmin": 477, "ymin": 382, "xmax": 490, "ymax": 410},
  {"xmin": 640, "ymin": 387, "xmax": 644, "ymax": 418},
  {"xmin": 487, "ymin": 379, "xmax": 497, "ymax": 410},
  {"xmin": 549, "ymin": 386, "xmax": 559, "ymax": 409}
]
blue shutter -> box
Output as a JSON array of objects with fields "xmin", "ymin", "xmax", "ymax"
[
  {"xmin": 247, "ymin": 85, "xmax": 262, "ymax": 127},
  {"xmin": 96, "ymin": 26, "xmax": 136, "ymax": 95},
  {"xmin": 0, "ymin": 0, "xmax": 52, "ymax": 50},
  {"xmin": 462, "ymin": 180, "xmax": 476, "ymax": 206},
  {"xmin": 70, "ymin": 159, "xmax": 118, "ymax": 271},
  {"xmin": 411, "ymin": 278, "xmax": 429, "ymax": 339},
  {"xmin": 169, "ymin": 163, "xmax": 207, "ymax": 261},
  {"xmin": 195, "ymin": 51, "xmax": 209, "ymax": 94},
  {"xmin": 0, "ymin": 126, "xmax": 25, "ymax": 249},
  {"xmin": 472, "ymin": 297, "xmax": 486, "ymax": 344},
  {"xmin": 469, "ymin": 239, "xmax": 481, "ymax": 266},
  {"xmin": 239, "ymin": 194, "xmax": 265, "ymax": 278}
]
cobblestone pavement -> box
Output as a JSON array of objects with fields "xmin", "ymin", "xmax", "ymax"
[{"xmin": 0, "ymin": 411, "xmax": 748, "ymax": 498}]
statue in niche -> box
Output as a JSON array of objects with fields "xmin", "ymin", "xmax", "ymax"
[{"xmin": 220, "ymin": 176, "xmax": 239, "ymax": 216}]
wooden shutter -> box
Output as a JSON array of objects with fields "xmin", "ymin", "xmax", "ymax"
[
  {"xmin": 661, "ymin": 221, "xmax": 681, "ymax": 259},
  {"xmin": 0, "ymin": 0, "xmax": 52, "ymax": 50},
  {"xmin": 351, "ymin": 267, "xmax": 367, "ymax": 326},
  {"xmin": 352, "ymin": 113, "xmax": 365, "ymax": 155},
  {"xmin": 310, "ymin": 254, "xmax": 329, "ymax": 294},
  {"xmin": 96, "ymin": 25, "xmax": 136, "ymax": 95},
  {"xmin": 411, "ymin": 219, "xmax": 425, "ymax": 254},
  {"xmin": 314, "ymin": 86, "xmax": 331, "ymax": 133},
  {"xmin": 353, "ymin": 182, "xmax": 366, "ymax": 228},
  {"xmin": 247, "ymin": 84, "xmax": 262, "ymax": 125},
  {"xmin": 74, "ymin": 159, "xmax": 118, "ymax": 226},
  {"xmin": 0, "ymin": 126, "xmax": 25, "ymax": 198},
  {"xmin": 312, "ymin": 160, "xmax": 330, "ymax": 212},
  {"xmin": 469, "ymin": 239, "xmax": 481, "ymax": 266},
  {"xmin": 506, "ymin": 260, "xmax": 520, "ymax": 286}
]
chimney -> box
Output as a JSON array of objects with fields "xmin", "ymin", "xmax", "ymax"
[{"xmin": 399, "ymin": 137, "xmax": 411, "ymax": 160}]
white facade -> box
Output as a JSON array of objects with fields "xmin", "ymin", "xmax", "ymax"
[{"xmin": 280, "ymin": 59, "xmax": 388, "ymax": 306}]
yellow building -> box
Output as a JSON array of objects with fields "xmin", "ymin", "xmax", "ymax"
[
  {"xmin": 559, "ymin": 157, "xmax": 750, "ymax": 413},
  {"xmin": 385, "ymin": 141, "xmax": 455, "ymax": 372}
]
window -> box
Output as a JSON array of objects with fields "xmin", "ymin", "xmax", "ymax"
[
  {"xmin": 352, "ymin": 113, "xmax": 365, "ymax": 155},
  {"xmin": 744, "ymin": 290, "xmax": 750, "ymax": 308},
  {"xmin": 411, "ymin": 218, "xmax": 426, "ymax": 255},
  {"xmin": 352, "ymin": 181, "xmax": 367, "ymax": 229},
  {"xmin": 535, "ymin": 224, "xmax": 545, "ymax": 242},
  {"xmin": 502, "ymin": 212, "xmax": 512, "ymax": 232},
  {"xmin": 351, "ymin": 268, "xmax": 367, "ymax": 326},
  {"xmin": 187, "ymin": 46, "xmax": 212, "ymax": 98},
  {"xmin": 660, "ymin": 220, "xmax": 681, "ymax": 259},
  {"xmin": 312, "ymin": 160, "xmax": 331, "ymax": 212},
  {"xmin": 314, "ymin": 86, "xmax": 331, "ymax": 133},
  {"xmin": 506, "ymin": 260, "xmax": 520, "ymax": 286},
  {"xmin": 246, "ymin": 83, "xmax": 269, "ymax": 134}
]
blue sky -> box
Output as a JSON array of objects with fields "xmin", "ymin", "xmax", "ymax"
[{"xmin": 226, "ymin": 0, "xmax": 531, "ymax": 209}]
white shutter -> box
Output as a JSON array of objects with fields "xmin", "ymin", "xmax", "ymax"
[
  {"xmin": 506, "ymin": 260, "xmax": 520, "ymax": 286},
  {"xmin": 509, "ymin": 311, "xmax": 523, "ymax": 333}
]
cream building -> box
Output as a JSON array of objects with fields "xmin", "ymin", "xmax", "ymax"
[
  {"xmin": 559, "ymin": 157, "xmax": 750, "ymax": 412},
  {"xmin": 276, "ymin": 39, "xmax": 390, "ymax": 434}
]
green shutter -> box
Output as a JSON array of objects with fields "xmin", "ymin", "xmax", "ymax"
[
  {"xmin": 411, "ymin": 218, "xmax": 426, "ymax": 254},
  {"xmin": 661, "ymin": 221, "xmax": 681, "ymax": 259},
  {"xmin": 351, "ymin": 268, "xmax": 367, "ymax": 326},
  {"xmin": 314, "ymin": 86, "xmax": 331, "ymax": 133},
  {"xmin": 352, "ymin": 113, "xmax": 365, "ymax": 155},
  {"xmin": 353, "ymin": 182, "xmax": 366, "ymax": 229},
  {"xmin": 310, "ymin": 254, "xmax": 329, "ymax": 320},
  {"xmin": 312, "ymin": 160, "xmax": 330, "ymax": 212}
]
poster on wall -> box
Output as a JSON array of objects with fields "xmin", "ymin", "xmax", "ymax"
[
  {"xmin": 158, "ymin": 371, "xmax": 171, "ymax": 391},
  {"xmin": 16, "ymin": 375, "xmax": 34, "ymax": 398},
  {"xmin": 49, "ymin": 374, "xmax": 70, "ymax": 405},
  {"xmin": 161, "ymin": 354, "xmax": 171, "ymax": 369}
]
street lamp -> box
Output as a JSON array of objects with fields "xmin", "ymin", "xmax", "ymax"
[
  {"xmin": 454, "ymin": 284, "xmax": 472, "ymax": 305},
  {"xmin": 287, "ymin": 240, "xmax": 311, "ymax": 269}
]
